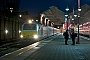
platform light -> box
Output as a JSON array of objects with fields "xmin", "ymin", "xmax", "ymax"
[
  {"xmin": 72, "ymin": 18, "xmax": 74, "ymax": 21},
  {"xmin": 78, "ymin": 8, "xmax": 81, "ymax": 12},
  {"xmin": 65, "ymin": 7, "xmax": 69, "ymax": 11},
  {"xmin": 65, "ymin": 15, "xmax": 68, "ymax": 17},
  {"xmin": 74, "ymin": 15, "xmax": 77, "ymax": 17}
]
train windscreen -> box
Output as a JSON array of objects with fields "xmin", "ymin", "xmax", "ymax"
[{"xmin": 23, "ymin": 24, "xmax": 36, "ymax": 30}]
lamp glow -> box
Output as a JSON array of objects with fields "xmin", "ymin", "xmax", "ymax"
[
  {"xmin": 19, "ymin": 30, "xmax": 21, "ymax": 33},
  {"xmin": 33, "ymin": 35, "xmax": 38, "ymax": 39},
  {"xmin": 20, "ymin": 35, "xmax": 23, "ymax": 38},
  {"xmin": 5, "ymin": 30, "xmax": 8, "ymax": 34},
  {"xmin": 28, "ymin": 20, "xmax": 32, "ymax": 23}
]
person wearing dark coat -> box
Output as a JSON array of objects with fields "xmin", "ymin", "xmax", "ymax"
[
  {"xmin": 71, "ymin": 30, "xmax": 76, "ymax": 45},
  {"xmin": 63, "ymin": 30, "xmax": 69, "ymax": 45}
]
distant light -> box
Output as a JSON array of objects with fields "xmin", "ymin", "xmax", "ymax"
[
  {"xmin": 10, "ymin": 8, "xmax": 13, "ymax": 12},
  {"xmin": 10, "ymin": 10, "xmax": 13, "ymax": 12},
  {"xmin": 48, "ymin": 20, "xmax": 50, "ymax": 21},
  {"xmin": 78, "ymin": 8, "xmax": 81, "ymax": 12},
  {"xmin": 72, "ymin": 18, "xmax": 74, "ymax": 20},
  {"xmin": 78, "ymin": 15, "xmax": 80, "ymax": 18},
  {"xmin": 65, "ymin": 15, "xmax": 68, "ymax": 17},
  {"xmin": 57, "ymin": 26, "xmax": 59, "ymax": 29},
  {"xmin": 19, "ymin": 30, "xmax": 21, "ymax": 33},
  {"xmin": 28, "ymin": 20, "xmax": 32, "ymax": 23},
  {"xmin": 65, "ymin": 7, "xmax": 69, "ymax": 11},
  {"xmin": 32, "ymin": 19, "xmax": 34, "ymax": 21},
  {"xmin": 10, "ymin": 8, "xmax": 13, "ymax": 9},
  {"xmin": 19, "ymin": 15, "xmax": 22, "ymax": 17},
  {"xmin": 74, "ymin": 15, "xmax": 77, "ymax": 17},
  {"xmin": 65, "ymin": 18, "xmax": 67, "ymax": 21},
  {"xmin": 5, "ymin": 30, "xmax": 8, "ymax": 34},
  {"xmin": 36, "ymin": 20, "xmax": 38, "ymax": 21},
  {"xmin": 20, "ymin": 35, "xmax": 23, "ymax": 38}
]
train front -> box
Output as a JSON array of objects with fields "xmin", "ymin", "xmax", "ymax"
[{"xmin": 20, "ymin": 21, "xmax": 39, "ymax": 40}]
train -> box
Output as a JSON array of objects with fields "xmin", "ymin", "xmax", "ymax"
[
  {"xmin": 20, "ymin": 20, "xmax": 60, "ymax": 40},
  {"xmin": 75, "ymin": 22, "xmax": 90, "ymax": 38}
]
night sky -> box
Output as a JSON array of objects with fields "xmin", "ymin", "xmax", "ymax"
[{"xmin": 20, "ymin": 0, "xmax": 90, "ymax": 16}]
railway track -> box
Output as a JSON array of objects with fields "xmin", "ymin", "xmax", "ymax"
[{"xmin": 0, "ymin": 39, "xmax": 37, "ymax": 57}]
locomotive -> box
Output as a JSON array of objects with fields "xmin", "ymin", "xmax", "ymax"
[
  {"xmin": 79, "ymin": 22, "xmax": 90, "ymax": 38},
  {"xmin": 20, "ymin": 20, "xmax": 60, "ymax": 40}
]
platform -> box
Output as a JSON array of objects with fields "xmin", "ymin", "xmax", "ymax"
[{"xmin": 0, "ymin": 34, "xmax": 90, "ymax": 60}]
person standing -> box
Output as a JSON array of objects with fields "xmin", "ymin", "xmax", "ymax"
[
  {"xmin": 63, "ymin": 30, "xmax": 69, "ymax": 45},
  {"xmin": 71, "ymin": 29, "xmax": 76, "ymax": 45}
]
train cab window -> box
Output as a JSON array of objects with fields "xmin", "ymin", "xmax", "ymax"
[{"xmin": 23, "ymin": 24, "xmax": 36, "ymax": 30}]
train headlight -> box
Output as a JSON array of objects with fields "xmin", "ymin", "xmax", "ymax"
[
  {"xmin": 20, "ymin": 35, "xmax": 23, "ymax": 38},
  {"xmin": 33, "ymin": 35, "xmax": 38, "ymax": 39}
]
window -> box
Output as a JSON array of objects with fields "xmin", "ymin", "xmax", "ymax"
[{"xmin": 23, "ymin": 24, "xmax": 36, "ymax": 30}]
